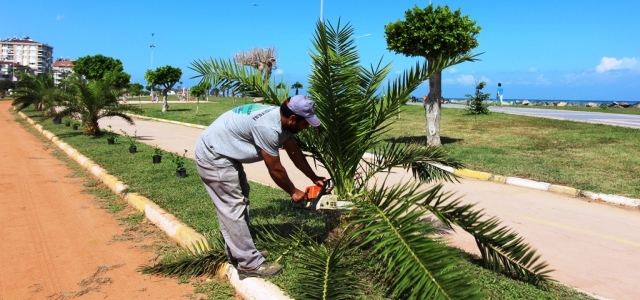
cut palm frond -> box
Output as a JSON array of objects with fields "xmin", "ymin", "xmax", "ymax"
[
  {"xmin": 351, "ymin": 180, "xmax": 481, "ymax": 300},
  {"xmin": 138, "ymin": 236, "xmax": 227, "ymax": 278},
  {"xmin": 418, "ymin": 184, "xmax": 554, "ymax": 286}
]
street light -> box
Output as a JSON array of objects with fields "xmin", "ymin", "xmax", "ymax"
[
  {"xmin": 150, "ymin": 44, "xmax": 155, "ymax": 69},
  {"xmin": 320, "ymin": 0, "xmax": 323, "ymax": 23},
  {"xmin": 355, "ymin": 33, "xmax": 371, "ymax": 50}
]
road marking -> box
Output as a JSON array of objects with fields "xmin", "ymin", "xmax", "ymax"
[{"xmin": 496, "ymin": 210, "xmax": 640, "ymax": 247}]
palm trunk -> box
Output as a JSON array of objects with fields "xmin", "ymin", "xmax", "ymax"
[{"xmin": 425, "ymin": 71, "xmax": 442, "ymax": 147}]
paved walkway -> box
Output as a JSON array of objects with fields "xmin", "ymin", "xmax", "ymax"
[
  {"xmin": 99, "ymin": 114, "xmax": 640, "ymax": 300},
  {"xmin": 436, "ymin": 103, "xmax": 640, "ymax": 129}
]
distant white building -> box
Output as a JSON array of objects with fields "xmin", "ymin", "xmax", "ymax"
[
  {"xmin": 52, "ymin": 58, "xmax": 74, "ymax": 86},
  {"xmin": 1, "ymin": 36, "xmax": 54, "ymax": 80}
]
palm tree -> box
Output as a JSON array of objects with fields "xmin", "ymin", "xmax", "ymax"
[
  {"xmin": 52, "ymin": 75, "xmax": 144, "ymax": 136},
  {"xmin": 151, "ymin": 20, "xmax": 551, "ymax": 299},
  {"xmin": 12, "ymin": 73, "xmax": 62, "ymax": 112},
  {"xmin": 291, "ymin": 81, "xmax": 303, "ymax": 95}
]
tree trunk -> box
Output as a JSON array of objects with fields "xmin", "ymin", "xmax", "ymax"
[
  {"xmin": 424, "ymin": 71, "xmax": 442, "ymax": 147},
  {"xmin": 162, "ymin": 90, "xmax": 169, "ymax": 113}
]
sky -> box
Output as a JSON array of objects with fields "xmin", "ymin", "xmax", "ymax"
[{"xmin": 2, "ymin": 0, "xmax": 639, "ymax": 101}]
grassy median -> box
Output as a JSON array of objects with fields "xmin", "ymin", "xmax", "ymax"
[{"xmin": 16, "ymin": 105, "xmax": 598, "ymax": 299}]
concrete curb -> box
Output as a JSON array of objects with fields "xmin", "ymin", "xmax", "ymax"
[{"xmin": 16, "ymin": 111, "xmax": 292, "ymax": 300}]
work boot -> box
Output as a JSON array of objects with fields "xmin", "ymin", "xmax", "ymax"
[
  {"xmin": 228, "ymin": 250, "xmax": 270, "ymax": 267},
  {"xmin": 237, "ymin": 262, "xmax": 282, "ymax": 279}
]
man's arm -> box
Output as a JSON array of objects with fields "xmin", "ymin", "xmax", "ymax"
[
  {"xmin": 282, "ymin": 139, "xmax": 324, "ymax": 185},
  {"xmin": 261, "ymin": 149, "xmax": 307, "ymax": 202}
]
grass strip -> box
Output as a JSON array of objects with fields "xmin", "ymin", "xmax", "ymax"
[{"xmin": 18, "ymin": 106, "xmax": 597, "ymax": 299}]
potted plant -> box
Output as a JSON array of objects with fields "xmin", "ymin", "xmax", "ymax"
[
  {"xmin": 53, "ymin": 116, "xmax": 62, "ymax": 125},
  {"xmin": 64, "ymin": 118, "xmax": 71, "ymax": 127},
  {"xmin": 105, "ymin": 125, "xmax": 118, "ymax": 145},
  {"xmin": 120, "ymin": 129, "xmax": 137, "ymax": 153},
  {"xmin": 152, "ymin": 145, "xmax": 163, "ymax": 164},
  {"xmin": 172, "ymin": 149, "xmax": 188, "ymax": 178},
  {"xmin": 72, "ymin": 120, "xmax": 80, "ymax": 130}
]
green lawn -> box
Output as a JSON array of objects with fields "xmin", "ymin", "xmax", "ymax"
[
  {"xmin": 138, "ymin": 98, "xmax": 640, "ymax": 199},
  {"xmin": 17, "ymin": 106, "xmax": 597, "ymax": 299}
]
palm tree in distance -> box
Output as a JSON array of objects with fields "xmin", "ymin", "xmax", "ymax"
[
  {"xmin": 52, "ymin": 74, "xmax": 144, "ymax": 135},
  {"xmin": 12, "ymin": 73, "xmax": 62, "ymax": 112},
  {"xmin": 291, "ymin": 81, "xmax": 303, "ymax": 95}
]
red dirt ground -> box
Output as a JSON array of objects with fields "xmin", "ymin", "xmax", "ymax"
[{"xmin": 0, "ymin": 101, "xmax": 204, "ymax": 299}]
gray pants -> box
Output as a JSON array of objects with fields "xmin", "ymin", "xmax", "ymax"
[{"xmin": 196, "ymin": 153, "xmax": 264, "ymax": 270}]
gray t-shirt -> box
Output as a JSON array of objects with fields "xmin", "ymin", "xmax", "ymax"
[{"xmin": 196, "ymin": 104, "xmax": 293, "ymax": 164}]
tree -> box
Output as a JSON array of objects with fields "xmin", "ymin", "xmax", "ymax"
[
  {"xmin": 385, "ymin": 4, "xmax": 481, "ymax": 146},
  {"xmin": 233, "ymin": 47, "xmax": 277, "ymax": 80},
  {"xmin": 144, "ymin": 65, "xmax": 182, "ymax": 112},
  {"xmin": 166, "ymin": 20, "xmax": 551, "ymax": 299},
  {"xmin": 12, "ymin": 73, "xmax": 62, "ymax": 112},
  {"xmin": 291, "ymin": 81, "xmax": 303, "ymax": 95},
  {"xmin": 72, "ymin": 54, "xmax": 131, "ymax": 89},
  {"xmin": 52, "ymin": 74, "xmax": 144, "ymax": 136},
  {"xmin": 128, "ymin": 82, "xmax": 144, "ymax": 105},
  {"xmin": 466, "ymin": 79, "xmax": 491, "ymax": 115}
]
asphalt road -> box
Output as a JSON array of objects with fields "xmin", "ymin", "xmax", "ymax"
[{"xmin": 414, "ymin": 102, "xmax": 640, "ymax": 129}]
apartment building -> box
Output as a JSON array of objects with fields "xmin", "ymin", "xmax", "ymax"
[
  {"xmin": 0, "ymin": 36, "xmax": 54, "ymax": 81},
  {"xmin": 52, "ymin": 58, "xmax": 74, "ymax": 86}
]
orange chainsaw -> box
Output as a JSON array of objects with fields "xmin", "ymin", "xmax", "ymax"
[{"xmin": 291, "ymin": 178, "xmax": 340, "ymax": 211}]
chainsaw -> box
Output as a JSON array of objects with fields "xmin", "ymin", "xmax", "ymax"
[{"xmin": 291, "ymin": 178, "xmax": 343, "ymax": 211}]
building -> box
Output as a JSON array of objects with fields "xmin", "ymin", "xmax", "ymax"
[
  {"xmin": 52, "ymin": 58, "xmax": 74, "ymax": 86},
  {"xmin": 1, "ymin": 36, "xmax": 54, "ymax": 81}
]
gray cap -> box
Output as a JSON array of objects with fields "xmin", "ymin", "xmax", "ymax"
[{"xmin": 287, "ymin": 95, "xmax": 321, "ymax": 127}]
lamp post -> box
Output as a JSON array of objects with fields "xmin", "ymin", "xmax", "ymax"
[
  {"xmin": 355, "ymin": 33, "xmax": 371, "ymax": 50},
  {"xmin": 319, "ymin": 0, "xmax": 323, "ymax": 23},
  {"xmin": 150, "ymin": 44, "xmax": 155, "ymax": 102}
]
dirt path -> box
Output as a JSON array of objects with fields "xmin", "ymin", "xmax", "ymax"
[{"xmin": 0, "ymin": 101, "xmax": 202, "ymax": 299}]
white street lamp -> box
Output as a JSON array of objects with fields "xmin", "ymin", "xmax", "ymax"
[
  {"xmin": 355, "ymin": 33, "xmax": 371, "ymax": 49},
  {"xmin": 320, "ymin": 0, "xmax": 323, "ymax": 23}
]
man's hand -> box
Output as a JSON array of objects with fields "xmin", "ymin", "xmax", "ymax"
[
  {"xmin": 291, "ymin": 188, "xmax": 308, "ymax": 203},
  {"xmin": 311, "ymin": 176, "xmax": 326, "ymax": 187}
]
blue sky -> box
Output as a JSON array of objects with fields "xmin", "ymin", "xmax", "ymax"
[{"xmin": 3, "ymin": 0, "xmax": 639, "ymax": 101}]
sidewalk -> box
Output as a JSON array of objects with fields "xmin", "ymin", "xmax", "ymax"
[{"xmin": 99, "ymin": 116, "xmax": 640, "ymax": 300}]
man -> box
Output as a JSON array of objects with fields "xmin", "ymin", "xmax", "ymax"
[
  {"xmin": 195, "ymin": 95, "xmax": 325, "ymax": 278},
  {"xmin": 497, "ymin": 83, "xmax": 504, "ymax": 108}
]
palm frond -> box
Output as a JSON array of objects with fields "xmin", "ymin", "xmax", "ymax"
[
  {"xmin": 418, "ymin": 184, "xmax": 554, "ymax": 286},
  {"xmin": 290, "ymin": 230, "xmax": 361, "ymax": 300},
  {"xmin": 138, "ymin": 236, "xmax": 227, "ymax": 278},
  {"xmin": 189, "ymin": 57, "xmax": 288, "ymax": 106},
  {"xmin": 351, "ymin": 180, "xmax": 481, "ymax": 300},
  {"xmin": 363, "ymin": 140, "xmax": 462, "ymax": 185}
]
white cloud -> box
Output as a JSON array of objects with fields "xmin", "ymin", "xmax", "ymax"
[
  {"xmin": 596, "ymin": 57, "xmax": 639, "ymax": 73},
  {"xmin": 443, "ymin": 74, "xmax": 490, "ymax": 85},
  {"xmin": 535, "ymin": 74, "xmax": 550, "ymax": 85},
  {"xmin": 528, "ymin": 67, "xmax": 537, "ymax": 72},
  {"xmin": 56, "ymin": 15, "xmax": 64, "ymax": 21},
  {"xmin": 274, "ymin": 69, "xmax": 284, "ymax": 75},
  {"xmin": 447, "ymin": 68, "xmax": 458, "ymax": 74}
]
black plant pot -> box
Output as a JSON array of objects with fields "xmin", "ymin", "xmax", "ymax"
[
  {"xmin": 65, "ymin": 122, "xmax": 71, "ymax": 127},
  {"xmin": 72, "ymin": 125, "xmax": 79, "ymax": 130},
  {"xmin": 107, "ymin": 138, "xmax": 115, "ymax": 145},
  {"xmin": 53, "ymin": 117, "xmax": 62, "ymax": 125},
  {"xmin": 152, "ymin": 155, "xmax": 162, "ymax": 164},
  {"xmin": 129, "ymin": 145, "xmax": 137, "ymax": 153},
  {"xmin": 176, "ymin": 168, "xmax": 187, "ymax": 178}
]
